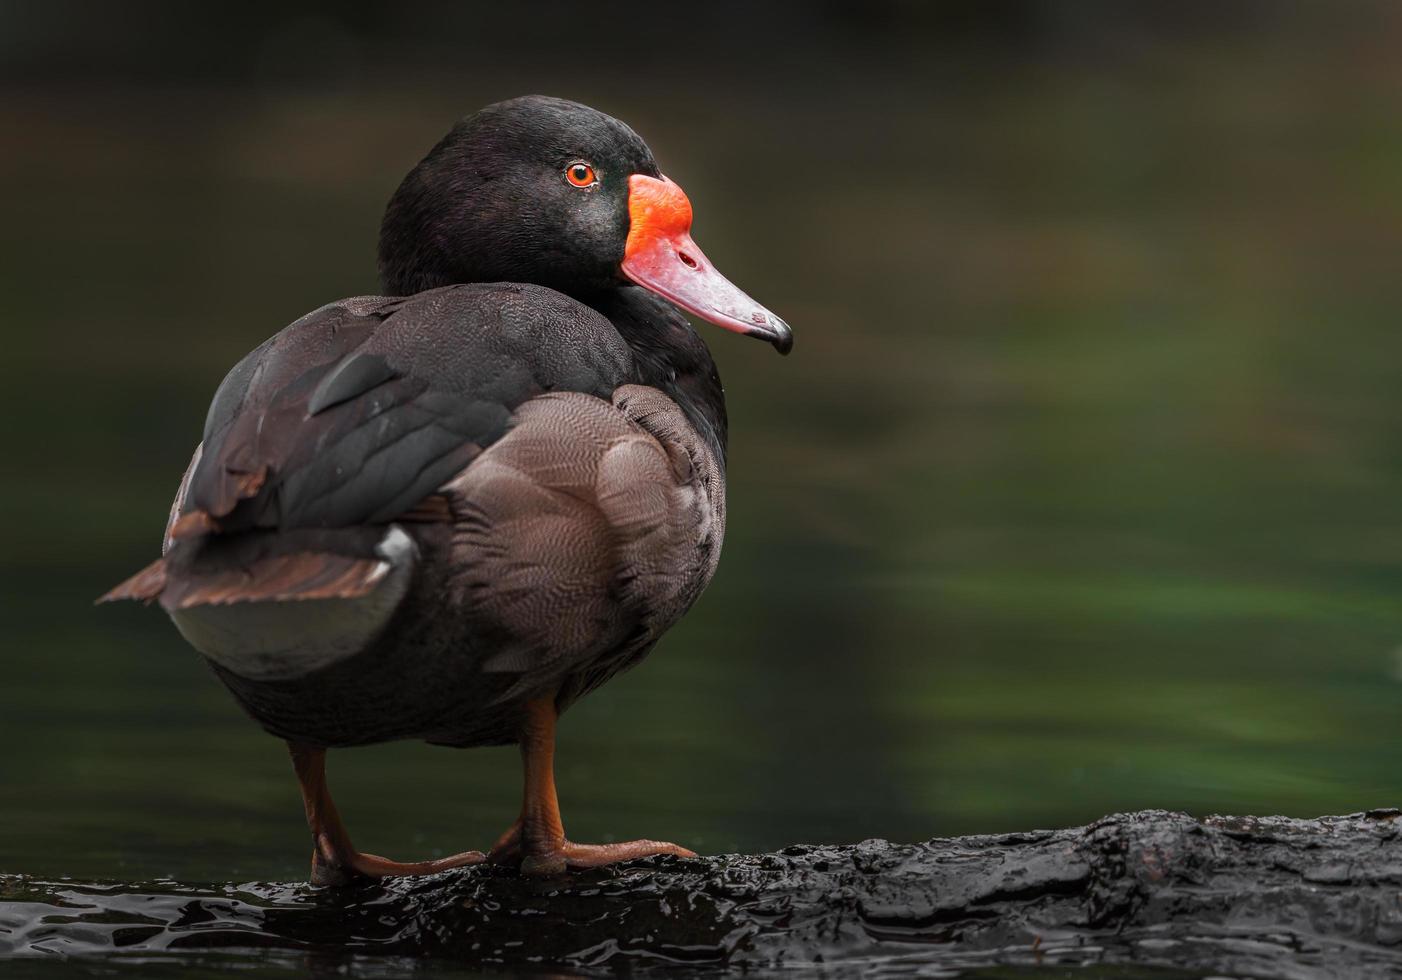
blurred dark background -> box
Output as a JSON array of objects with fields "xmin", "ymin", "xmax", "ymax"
[{"xmin": 4, "ymin": 1, "xmax": 1402, "ymax": 883}]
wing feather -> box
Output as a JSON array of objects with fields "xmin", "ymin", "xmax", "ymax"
[{"xmin": 181, "ymin": 283, "xmax": 633, "ymax": 536}]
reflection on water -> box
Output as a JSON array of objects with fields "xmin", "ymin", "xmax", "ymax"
[{"xmin": 5, "ymin": 5, "xmax": 1402, "ymax": 977}]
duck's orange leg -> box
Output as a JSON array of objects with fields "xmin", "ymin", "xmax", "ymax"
[
  {"xmin": 487, "ymin": 696, "xmax": 697, "ymax": 876},
  {"xmin": 287, "ymin": 742, "xmax": 485, "ymax": 886}
]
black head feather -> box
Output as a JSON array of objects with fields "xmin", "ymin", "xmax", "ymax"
[{"xmin": 378, "ymin": 95, "xmax": 662, "ymax": 297}]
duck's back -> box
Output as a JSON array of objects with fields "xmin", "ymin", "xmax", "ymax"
[
  {"xmin": 106, "ymin": 284, "xmax": 726, "ymax": 747},
  {"xmin": 188, "ymin": 284, "xmax": 633, "ymax": 533}
]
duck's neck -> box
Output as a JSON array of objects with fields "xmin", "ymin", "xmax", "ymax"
[{"xmin": 584, "ymin": 286, "xmax": 728, "ymax": 469}]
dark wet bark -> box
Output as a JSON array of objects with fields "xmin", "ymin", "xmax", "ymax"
[{"xmin": 4, "ymin": 809, "xmax": 1402, "ymax": 977}]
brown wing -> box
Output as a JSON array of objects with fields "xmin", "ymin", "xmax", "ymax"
[
  {"xmin": 182, "ymin": 284, "xmax": 633, "ymax": 538},
  {"xmin": 102, "ymin": 284, "xmax": 636, "ymax": 610},
  {"xmin": 439, "ymin": 387, "xmax": 725, "ymax": 694}
]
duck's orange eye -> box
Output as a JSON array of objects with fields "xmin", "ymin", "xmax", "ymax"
[{"xmin": 566, "ymin": 162, "xmax": 597, "ymax": 187}]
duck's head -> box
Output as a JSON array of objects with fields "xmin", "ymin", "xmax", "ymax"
[{"xmin": 378, "ymin": 95, "xmax": 792, "ymax": 354}]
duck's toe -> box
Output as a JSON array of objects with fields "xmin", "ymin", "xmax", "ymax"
[
  {"xmin": 310, "ymin": 840, "xmax": 486, "ymax": 886},
  {"xmin": 512, "ymin": 838, "xmax": 696, "ymax": 877}
]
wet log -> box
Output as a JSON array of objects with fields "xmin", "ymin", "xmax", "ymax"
[{"xmin": 4, "ymin": 809, "xmax": 1402, "ymax": 976}]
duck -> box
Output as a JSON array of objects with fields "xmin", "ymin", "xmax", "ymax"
[{"xmin": 100, "ymin": 95, "xmax": 791, "ymax": 884}]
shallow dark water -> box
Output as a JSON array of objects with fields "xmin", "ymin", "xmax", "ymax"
[
  {"xmin": 0, "ymin": 869, "xmax": 1213, "ymax": 979},
  {"xmin": 5, "ymin": 5, "xmax": 1402, "ymax": 978}
]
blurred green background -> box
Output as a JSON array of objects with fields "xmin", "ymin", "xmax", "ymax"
[{"xmin": 4, "ymin": 1, "xmax": 1402, "ymax": 886}]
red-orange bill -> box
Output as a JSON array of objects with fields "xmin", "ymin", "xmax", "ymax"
[{"xmin": 621, "ymin": 174, "xmax": 792, "ymax": 355}]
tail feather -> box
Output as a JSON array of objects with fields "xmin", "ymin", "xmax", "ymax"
[
  {"xmin": 98, "ymin": 526, "xmax": 418, "ymax": 682},
  {"xmin": 161, "ymin": 551, "xmax": 391, "ymax": 610},
  {"xmin": 96, "ymin": 551, "xmax": 391, "ymax": 610},
  {"xmin": 97, "ymin": 559, "xmax": 168, "ymax": 605}
]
